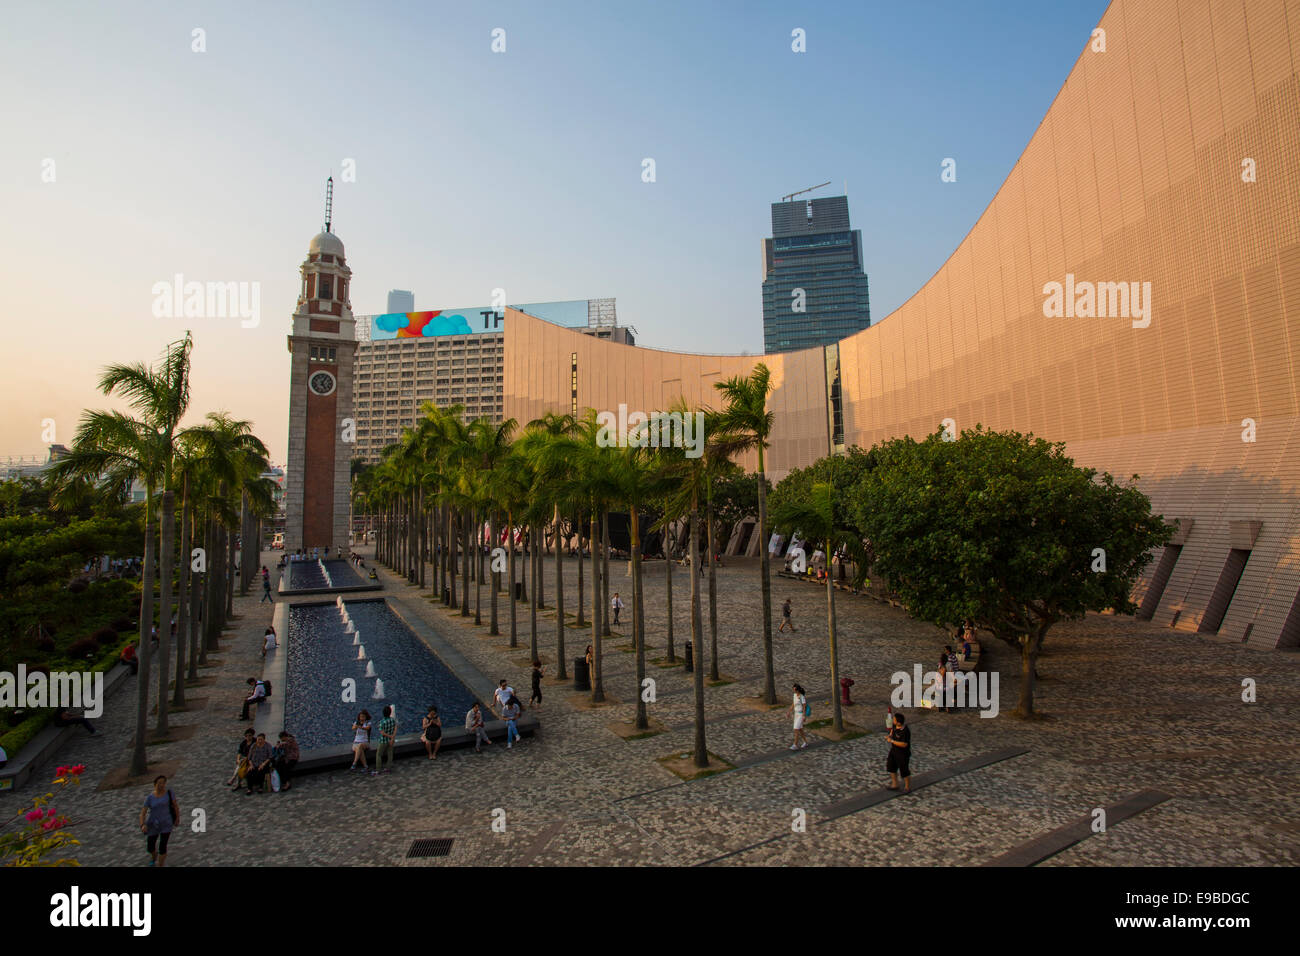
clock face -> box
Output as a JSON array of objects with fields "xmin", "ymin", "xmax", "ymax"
[{"xmin": 309, "ymin": 370, "xmax": 336, "ymax": 396}]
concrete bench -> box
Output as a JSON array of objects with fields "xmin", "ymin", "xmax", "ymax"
[{"xmin": 0, "ymin": 664, "xmax": 132, "ymax": 792}]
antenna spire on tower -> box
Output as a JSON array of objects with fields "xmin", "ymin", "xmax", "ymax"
[{"xmin": 324, "ymin": 176, "xmax": 334, "ymax": 234}]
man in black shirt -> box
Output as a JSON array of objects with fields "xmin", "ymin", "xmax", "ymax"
[{"xmin": 886, "ymin": 712, "xmax": 911, "ymax": 793}]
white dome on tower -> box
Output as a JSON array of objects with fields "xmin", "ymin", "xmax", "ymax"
[{"xmin": 309, "ymin": 230, "xmax": 345, "ymax": 258}]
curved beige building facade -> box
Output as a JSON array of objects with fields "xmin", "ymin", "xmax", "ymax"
[{"xmin": 505, "ymin": 0, "xmax": 1300, "ymax": 649}]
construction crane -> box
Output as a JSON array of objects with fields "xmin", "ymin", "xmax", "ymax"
[{"xmin": 780, "ymin": 181, "xmax": 832, "ymax": 202}]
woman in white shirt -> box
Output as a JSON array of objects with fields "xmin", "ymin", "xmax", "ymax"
[{"xmin": 788, "ymin": 683, "xmax": 809, "ymax": 750}]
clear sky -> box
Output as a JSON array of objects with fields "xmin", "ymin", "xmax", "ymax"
[{"xmin": 1, "ymin": 0, "xmax": 1110, "ymax": 466}]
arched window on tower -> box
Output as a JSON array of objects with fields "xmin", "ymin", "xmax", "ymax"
[{"xmin": 319, "ymin": 276, "xmax": 333, "ymax": 300}]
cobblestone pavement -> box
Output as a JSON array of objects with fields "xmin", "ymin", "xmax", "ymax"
[{"xmin": 44, "ymin": 549, "xmax": 1300, "ymax": 867}]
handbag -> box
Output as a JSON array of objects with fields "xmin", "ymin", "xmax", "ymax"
[
  {"xmin": 168, "ymin": 790, "xmax": 179, "ymax": 824},
  {"xmin": 236, "ymin": 757, "xmax": 250, "ymax": 779},
  {"xmin": 270, "ymin": 769, "xmax": 281, "ymax": 793}
]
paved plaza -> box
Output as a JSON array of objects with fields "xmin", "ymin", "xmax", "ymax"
[{"xmin": 49, "ymin": 548, "xmax": 1300, "ymax": 867}]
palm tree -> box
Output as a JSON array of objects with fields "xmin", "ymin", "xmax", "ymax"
[
  {"xmin": 50, "ymin": 334, "xmax": 193, "ymax": 774},
  {"xmin": 714, "ymin": 363, "xmax": 778, "ymax": 704},
  {"xmin": 658, "ymin": 403, "xmax": 713, "ymax": 768},
  {"xmin": 522, "ymin": 413, "xmax": 580, "ymax": 678},
  {"xmin": 612, "ymin": 435, "xmax": 663, "ymax": 731}
]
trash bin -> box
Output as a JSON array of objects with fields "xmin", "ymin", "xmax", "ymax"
[
  {"xmin": 441, "ymin": 587, "xmax": 450, "ymax": 604},
  {"xmin": 514, "ymin": 582, "xmax": 525, "ymax": 600},
  {"xmin": 684, "ymin": 641, "xmax": 693, "ymax": 672},
  {"xmin": 574, "ymin": 657, "xmax": 591, "ymax": 691}
]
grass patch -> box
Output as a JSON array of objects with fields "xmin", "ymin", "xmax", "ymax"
[{"xmin": 650, "ymin": 656, "xmax": 683, "ymax": 669}]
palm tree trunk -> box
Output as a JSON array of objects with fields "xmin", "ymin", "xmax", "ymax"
[
  {"xmin": 690, "ymin": 495, "xmax": 707, "ymax": 767},
  {"xmin": 664, "ymin": 526, "xmax": 676, "ymax": 662},
  {"xmin": 535, "ymin": 521, "xmax": 545, "ymax": 609},
  {"xmin": 590, "ymin": 506, "xmax": 605, "ymax": 703},
  {"xmin": 489, "ymin": 511, "xmax": 499, "ymax": 635},
  {"xmin": 239, "ymin": 491, "xmax": 254, "ymax": 596},
  {"xmin": 474, "ymin": 512, "xmax": 483, "ymax": 625},
  {"xmin": 632, "ymin": 503, "xmax": 647, "ymax": 730},
  {"xmin": 187, "ymin": 520, "xmax": 202, "ymax": 680},
  {"xmin": 448, "ymin": 511, "xmax": 458, "ymax": 609},
  {"xmin": 461, "ymin": 512, "xmax": 471, "ymax": 616},
  {"xmin": 576, "ymin": 518, "xmax": 585, "ymax": 627},
  {"xmin": 757, "ymin": 455, "xmax": 776, "ymax": 704},
  {"xmin": 601, "ymin": 512, "xmax": 611, "ymax": 636},
  {"xmin": 707, "ymin": 489, "xmax": 719, "ymax": 682},
  {"xmin": 418, "ymin": 489, "xmax": 427, "ymax": 588},
  {"xmin": 155, "ymin": 489, "xmax": 175, "ymax": 736},
  {"xmin": 554, "ymin": 508, "xmax": 565, "ymax": 676},
  {"xmin": 173, "ymin": 480, "xmax": 190, "ymax": 707},
  {"xmin": 529, "ymin": 523, "xmax": 539, "ymax": 662},
  {"xmin": 224, "ymin": 524, "xmax": 236, "ymax": 618},
  {"xmin": 827, "ymin": 537, "xmax": 843, "ymax": 732},
  {"xmin": 130, "ymin": 490, "xmax": 157, "ymax": 777},
  {"xmin": 507, "ymin": 509, "xmax": 518, "ymax": 649}
]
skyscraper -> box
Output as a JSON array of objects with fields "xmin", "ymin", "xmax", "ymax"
[
  {"xmin": 761, "ymin": 195, "xmax": 870, "ymax": 353},
  {"xmin": 387, "ymin": 289, "xmax": 414, "ymax": 313}
]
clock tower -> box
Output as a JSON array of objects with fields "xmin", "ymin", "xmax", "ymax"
[{"xmin": 284, "ymin": 179, "xmax": 356, "ymax": 553}]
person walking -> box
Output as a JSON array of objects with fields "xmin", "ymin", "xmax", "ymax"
[
  {"xmin": 260, "ymin": 566, "xmax": 273, "ymax": 603},
  {"xmin": 466, "ymin": 702, "xmax": 491, "ymax": 753},
  {"xmin": 372, "ymin": 705, "xmax": 397, "ymax": 775},
  {"xmin": 502, "ymin": 695, "xmax": 523, "ymax": 749},
  {"xmin": 788, "ymin": 683, "xmax": 810, "ymax": 750},
  {"xmin": 779, "ymin": 598, "xmax": 795, "ymax": 633},
  {"xmin": 886, "ymin": 712, "xmax": 912, "ymax": 792},
  {"xmin": 611, "ymin": 592, "xmax": 624, "ymax": 626},
  {"xmin": 350, "ymin": 710, "xmax": 372, "ymax": 772},
  {"xmin": 139, "ymin": 775, "xmax": 179, "ymax": 866},
  {"xmin": 529, "ymin": 660, "xmax": 545, "ymax": 709},
  {"xmin": 421, "ymin": 704, "xmax": 442, "ymax": 760}
]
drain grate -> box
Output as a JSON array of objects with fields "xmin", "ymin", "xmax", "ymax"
[{"xmin": 407, "ymin": 838, "xmax": 454, "ymax": 859}]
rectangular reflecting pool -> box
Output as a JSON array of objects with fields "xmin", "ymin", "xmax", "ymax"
[{"xmin": 285, "ymin": 599, "xmax": 478, "ymax": 752}]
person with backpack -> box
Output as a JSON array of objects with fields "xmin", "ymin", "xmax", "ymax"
[
  {"xmin": 350, "ymin": 710, "xmax": 372, "ymax": 771},
  {"xmin": 788, "ymin": 683, "xmax": 810, "ymax": 750},
  {"xmin": 240, "ymin": 677, "xmax": 270, "ymax": 720},
  {"xmin": 139, "ymin": 775, "xmax": 179, "ymax": 866}
]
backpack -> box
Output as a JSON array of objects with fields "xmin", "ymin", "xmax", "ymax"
[
  {"xmin": 803, "ymin": 699, "xmax": 812, "ymax": 718},
  {"xmin": 259, "ymin": 679, "xmax": 272, "ymax": 698}
]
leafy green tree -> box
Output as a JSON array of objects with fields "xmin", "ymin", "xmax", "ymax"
[{"xmin": 849, "ymin": 427, "xmax": 1174, "ymax": 717}]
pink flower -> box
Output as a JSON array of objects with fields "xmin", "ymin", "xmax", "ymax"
[
  {"xmin": 42, "ymin": 820, "xmax": 57, "ymax": 831},
  {"xmin": 46, "ymin": 808, "xmax": 57, "ymax": 818},
  {"xmin": 55, "ymin": 766, "xmax": 68, "ymax": 776},
  {"xmin": 25, "ymin": 810, "xmax": 43, "ymax": 822},
  {"xmin": 68, "ymin": 765, "xmax": 85, "ymax": 776}
]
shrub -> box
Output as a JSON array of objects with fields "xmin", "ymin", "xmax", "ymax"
[
  {"xmin": 35, "ymin": 637, "xmax": 55, "ymax": 654},
  {"xmin": 65, "ymin": 638, "xmax": 99, "ymax": 661},
  {"xmin": 67, "ymin": 578, "xmax": 89, "ymax": 594},
  {"xmin": 91, "ymin": 627, "xmax": 118, "ymax": 646},
  {"xmin": 110, "ymin": 616, "xmax": 134, "ymax": 632}
]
